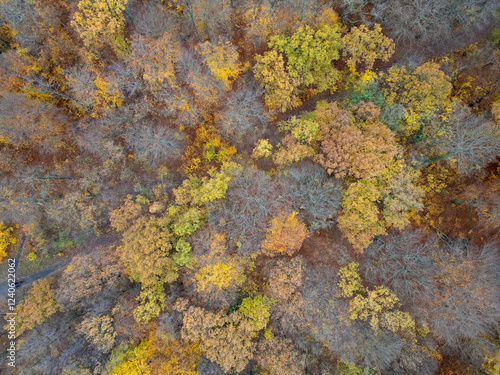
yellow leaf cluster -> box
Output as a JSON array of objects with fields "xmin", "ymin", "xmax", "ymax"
[
  {"xmin": 72, "ymin": 0, "xmax": 128, "ymax": 54},
  {"xmin": 201, "ymin": 41, "xmax": 242, "ymax": 90},
  {"xmin": 252, "ymin": 139, "xmax": 273, "ymax": 159},
  {"xmin": 0, "ymin": 222, "xmax": 16, "ymax": 262},
  {"xmin": 109, "ymin": 332, "xmax": 200, "ymax": 375},
  {"xmin": 195, "ymin": 260, "xmax": 246, "ymax": 293},
  {"xmin": 338, "ymin": 263, "xmax": 417, "ymax": 335},
  {"xmin": 254, "ymin": 49, "xmax": 302, "ymax": 112},
  {"xmin": 342, "ymin": 24, "xmax": 395, "ymax": 73}
]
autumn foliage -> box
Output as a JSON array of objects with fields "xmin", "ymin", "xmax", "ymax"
[
  {"xmin": 1, "ymin": 0, "xmax": 499, "ymax": 373},
  {"xmin": 261, "ymin": 211, "xmax": 308, "ymax": 257}
]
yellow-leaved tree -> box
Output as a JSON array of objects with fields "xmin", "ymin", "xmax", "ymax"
[
  {"xmin": 254, "ymin": 49, "xmax": 302, "ymax": 112},
  {"xmin": 200, "ymin": 41, "xmax": 243, "ymax": 90},
  {"xmin": 341, "ymin": 24, "xmax": 395, "ymax": 73},
  {"xmin": 72, "ymin": 0, "xmax": 129, "ymax": 56},
  {"xmin": 0, "ymin": 223, "xmax": 16, "ymax": 262},
  {"xmin": 108, "ymin": 331, "xmax": 200, "ymax": 375},
  {"xmin": 191, "ymin": 231, "xmax": 247, "ymax": 307},
  {"xmin": 338, "ymin": 262, "xmax": 416, "ymax": 335},
  {"xmin": 382, "ymin": 62, "xmax": 452, "ymax": 136},
  {"xmin": 337, "ymin": 160, "xmax": 423, "ymax": 252}
]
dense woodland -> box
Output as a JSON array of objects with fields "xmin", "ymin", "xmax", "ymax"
[{"xmin": 0, "ymin": 0, "xmax": 499, "ymax": 374}]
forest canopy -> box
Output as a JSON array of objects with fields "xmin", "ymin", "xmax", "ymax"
[{"xmin": 0, "ymin": 0, "xmax": 499, "ymax": 374}]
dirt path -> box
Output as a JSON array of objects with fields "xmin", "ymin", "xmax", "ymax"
[
  {"xmin": 0, "ymin": 232, "xmax": 120, "ymax": 296},
  {"xmin": 0, "ymin": 258, "xmax": 70, "ymax": 296},
  {"xmin": 13, "ymin": 235, "xmax": 26, "ymax": 277}
]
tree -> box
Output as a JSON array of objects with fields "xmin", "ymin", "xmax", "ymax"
[
  {"xmin": 216, "ymin": 82, "xmax": 268, "ymax": 143},
  {"xmin": 200, "ymin": 41, "xmax": 243, "ymax": 90},
  {"xmin": 56, "ymin": 248, "xmax": 125, "ymax": 312},
  {"xmin": 134, "ymin": 3, "xmax": 179, "ymax": 38},
  {"xmin": 380, "ymin": 103, "xmax": 408, "ymax": 133},
  {"xmin": 269, "ymin": 24, "xmax": 342, "ymax": 91},
  {"xmin": 187, "ymin": 228, "xmax": 245, "ymax": 308},
  {"xmin": 77, "ymin": 314, "xmax": 117, "ymax": 353},
  {"xmin": 252, "ymin": 139, "xmax": 273, "ymax": 159},
  {"xmin": 194, "ymin": 259, "xmax": 246, "ymax": 303},
  {"xmin": 337, "ymin": 159, "xmax": 423, "ymax": 251},
  {"xmin": 181, "ymin": 0, "xmax": 232, "ymax": 41},
  {"xmin": 108, "ymin": 332, "xmax": 201, "ymax": 375},
  {"xmin": 0, "ymin": 89, "xmax": 67, "ymax": 154},
  {"xmin": 338, "ymin": 262, "xmax": 417, "ymax": 335},
  {"xmin": 109, "ymin": 195, "xmax": 142, "ymax": 233},
  {"xmin": 71, "ymin": 0, "xmax": 129, "ymax": 55},
  {"xmin": 239, "ymin": 295, "xmax": 275, "ymax": 330},
  {"xmin": 133, "ymin": 280, "xmax": 167, "ymax": 323},
  {"xmin": 337, "ymin": 179, "xmax": 386, "ymax": 252},
  {"xmin": 273, "ymin": 135, "xmax": 316, "ymax": 167},
  {"xmin": 243, "ymin": 0, "xmax": 330, "ymax": 49},
  {"xmin": 0, "ymin": 222, "xmax": 16, "ymax": 262},
  {"xmin": 463, "ymin": 179, "xmax": 500, "ymax": 231},
  {"xmin": 278, "ymin": 115, "xmax": 320, "ymax": 144},
  {"xmin": 126, "ymin": 124, "xmax": 186, "ymax": 168},
  {"xmin": 127, "ymin": 33, "xmax": 181, "ymax": 92},
  {"xmin": 433, "ymin": 101, "xmax": 500, "ymax": 176},
  {"xmin": 298, "ymin": 262, "xmax": 418, "ymax": 372},
  {"xmin": 181, "ymin": 305, "xmax": 262, "ymax": 373},
  {"xmin": 341, "ymin": 24, "xmax": 395, "ymax": 72},
  {"xmin": 421, "ymin": 239, "xmax": 500, "ymax": 350},
  {"xmin": 208, "ymin": 167, "xmax": 291, "ymax": 255},
  {"xmin": 363, "ymin": 229, "xmax": 438, "ymax": 309},
  {"xmin": 371, "ymin": 0, "xmax": 498, "ymax": 54},
  {"xmin": 280, "ymin": 161, "xmax": 343, "ymax": 230},
  {"xmin": 66, "ymin": 67, "xmax": 124, "ymax": 117},
  {"xmin": 119, "ymin": 216, "xmax": 177, "ymax": 286},
  {"xmin": 352, "ymin": 100, "xmax": 381, "ymax": 122},
  {"xmin": 261, "ymin": 211, "xmax": 308, "ymax": 256},
  {"xmin": 173, "ymin": 162, "xmax": 242, "ymax": 206},
  {"xmin": 266, "ymin": 257, "xmax": 304, "ymax": 302},
  {"xmin": 12, "ymin": 278, "xmax": 58, "ymax": 336},
  {"xmin": 315, "ymin": 101, "xmax": 398, "ymax": 179},
  {"xmin": 254, "ymin": 49, "xmax": 301, "ymax": 112},
  {"xmin": 255, "ymin": 335, "xmax": 306, "ymax": 375},
  {"xmin": 382, "ymin": 62, "xmax": 452, "ymax": 136},
  {"xmin": 175, "ymin": 49, "xmax": 225, "ymax": 124},
  {"xmin": 297, "ymin": 262, "xmax": 351, "ymax": 348},
  {"xmin": 243, "ymin": 0, "xmax": 288, "ymax": 49},
  {"xmin": 377, "ymin": 159, "xmax": 424, "ymax": 229},
  {"xmin": 168, "ymin": 205, "xmax": 206, "ymax": 238},
  {"xmin": 336, "ymin": 360, "xmax": 378, "ymax": 375},
  {"xmin": 351, "ymin": 70, "xmax": 386, "ymax": 107}
]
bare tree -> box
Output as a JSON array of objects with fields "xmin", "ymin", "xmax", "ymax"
[
  {"xmin": 0, "ymin": 89, "xmax": 67, "ymax": 154},
  {"xmin": 156, "ymin": 49, "xmax": 223, "ymax": 127},
  {"xmin": 126, "ymin": 123, "xmax": 186, "ymax": 167},
  {"xmin": 56, "ymin": 247, "xmax": 128, "ymax": 313},
  {"xmin": 433, "ymin": 101, "xmax": 500, "ymax": 175},
  {"xmin": 208, "ymin": 166, "xmax": 292, "ymax": 256},
  {"xmin": 279, "ymin": 161, "xmax": 343, "ymax": 230},
  {"xmin": 421, "ymin": 239, "xmax": 500, "ymax": 350},
  {"xmin": 363, "ymin": 229, "xmax": 437, "ymax": 308},
  {"xmin": 216, "ymin": 80, "xmax": 269, "ymax": 144},
  {"xmin": 134, "ymin": 3, "xmax": 180, "ymax": 38},
  {"xmin": 181, "ymin": 0, "xmax": 233, "ymax": 41},
  {"xmin": 371, "ymin": 0, "xmax": 499, "ymax": 58}
]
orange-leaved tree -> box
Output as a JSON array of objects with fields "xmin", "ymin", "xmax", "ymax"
[{"xmin": 261, "ymin": 211, "xmax": 308, "ymax": 257}]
